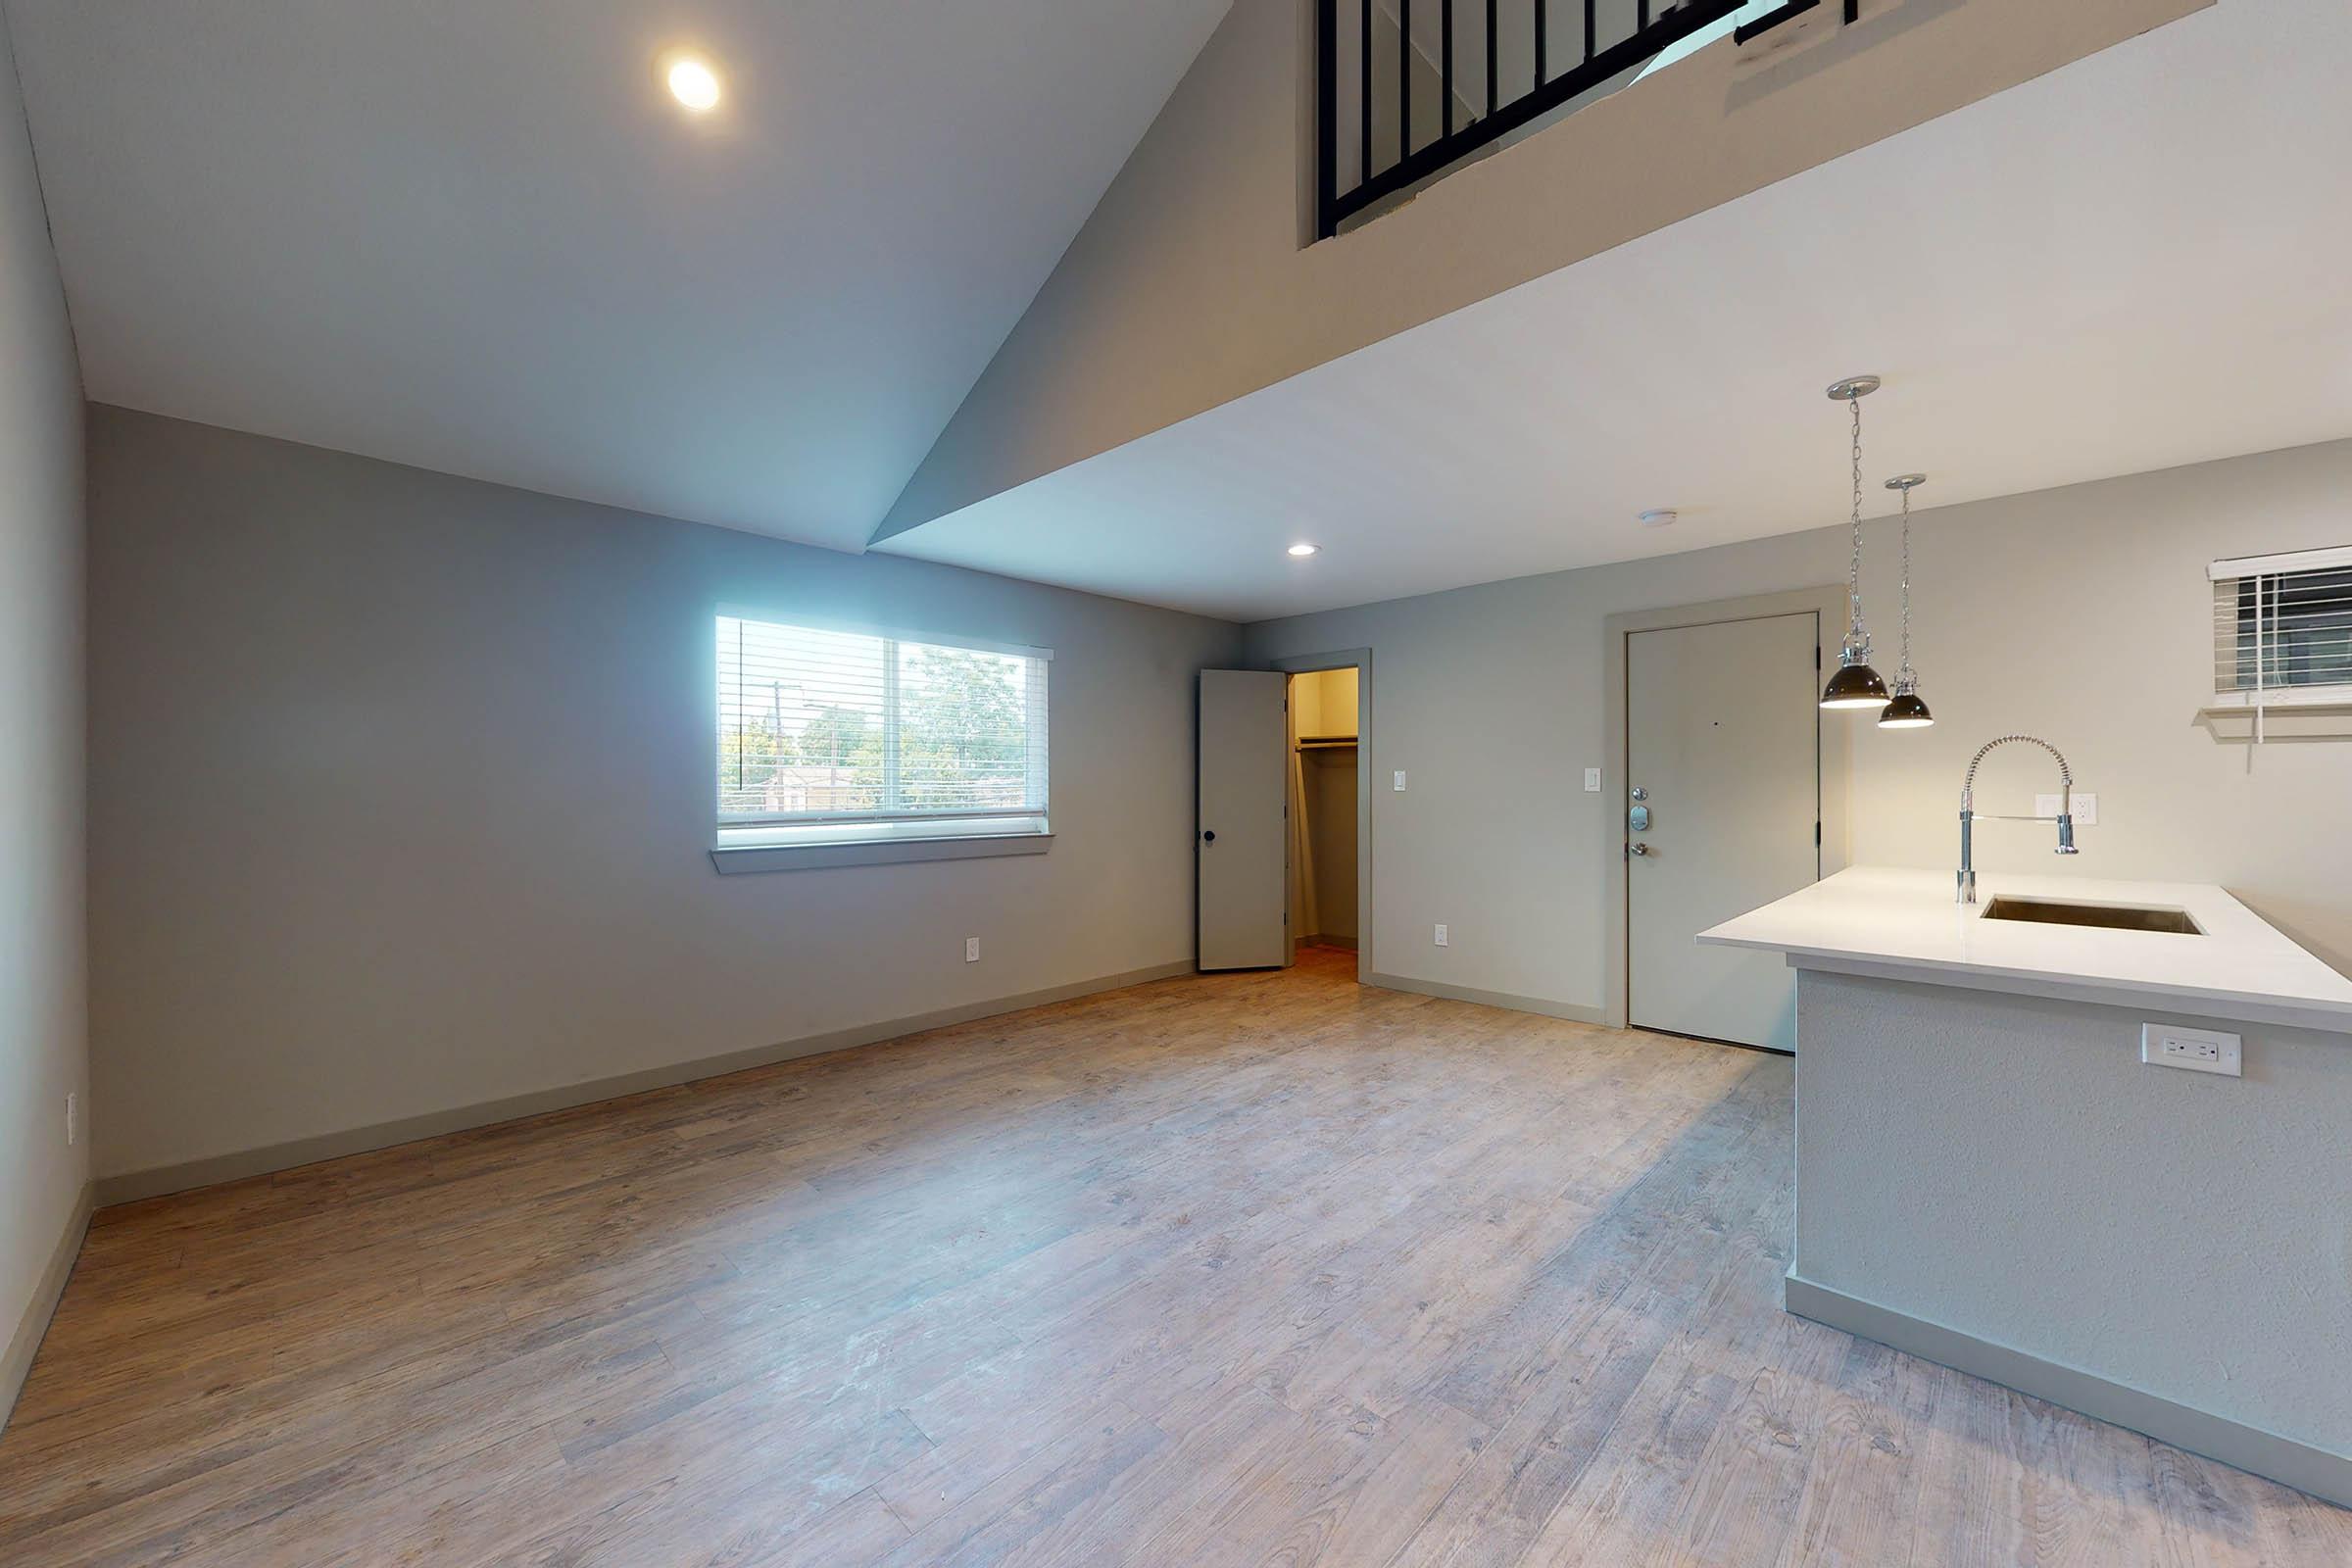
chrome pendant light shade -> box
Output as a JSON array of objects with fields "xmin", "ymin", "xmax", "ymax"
[
  {"xmin": 1879, "ymin": 473, "xmax": 1935, "ymax": 729},
  {"xmin": 1821, "ymin": 376, "xmax": 1888, "ymax": 710}
]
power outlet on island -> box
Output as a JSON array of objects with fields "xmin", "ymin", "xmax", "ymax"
[
  {"xmin": 964, "ymin": 937, "xmax": 981, "ymax": 963},
  {"xmin": 1434, "ymin": 923, "xmax": 1448, "ymax": 948},
  {"xmin": 2141, "ymin": 1023, "xmax": 2239, "ymax": 1078}
]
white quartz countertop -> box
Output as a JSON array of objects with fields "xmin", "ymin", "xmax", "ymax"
[{"xmin": 1698, "ymin": 866, "xmax": 2352, "ymax": 1032}]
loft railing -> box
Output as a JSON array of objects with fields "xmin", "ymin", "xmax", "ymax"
[{"xmin": 1316, "ymin": 0, "xmax": 1747, "ymax": 237}]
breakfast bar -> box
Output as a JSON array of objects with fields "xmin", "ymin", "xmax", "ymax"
[{"xmin": 1700, "ymin": 865, "xmax": 2352, "ymax": 1506}]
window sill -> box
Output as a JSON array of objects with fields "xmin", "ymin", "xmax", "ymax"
[
  {"xmin": 2198, "ymin": 690, "xmax": 2352, "ymax": 743},
  {"xmin": 2204, "ymin": 685, "xmax": 2352, "ymax": 710},
  {"xmin": 710, "ymin": 823, "xmax": 1053, "ymax": 874}
]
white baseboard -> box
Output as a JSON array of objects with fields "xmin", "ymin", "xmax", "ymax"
[
  {"xmin": 1364, "ymin": 971, "xmax": 1609, "ymax": 1025},
  {"xmin": 1785, "ymin": 1272, "xmax": 2352, "ymax": 1509},
  {"xmin": 2, "ymin": 1181, "xmax": 94, "ymax": 1434}
]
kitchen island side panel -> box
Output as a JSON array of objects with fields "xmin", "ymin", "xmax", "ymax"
[{"xmin": 1790, "ymin": 968, "xmax": 2352, "ymax": 1460}]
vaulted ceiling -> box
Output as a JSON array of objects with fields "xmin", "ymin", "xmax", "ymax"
[
  {"xmin": 13, "ymin": 2, "xmax": 2342, "ymax": 627},
  {"xmin": 873, "ymin": 1, "xmax": 2352, "ymax": 619},
  {"xmin": 5, "ymin": 0, "xmax": 1232, "ymax": 552}
]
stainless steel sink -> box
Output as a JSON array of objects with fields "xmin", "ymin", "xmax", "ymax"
[{"xmin": 1979, "ymin": 896, "xmax": 2203, "ymax": 935}]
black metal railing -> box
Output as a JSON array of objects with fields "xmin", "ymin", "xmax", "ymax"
[{"xmin": 1316, "ymin": 0, "xmax": 1746, "ymax": 237}]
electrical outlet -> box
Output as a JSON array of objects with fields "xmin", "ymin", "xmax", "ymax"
[
  {"xmin": 2141, "ymin": 1023, "xmax": 2239, "ymax": 1077},
  {"xmin": 964, "ymin": 937, "xmax": 980, "ymax": 963},
  {"xmin": 66, "ymin": 1091, "xmax": 77, "ymax": 1147},
  {"xmin": 2035, "ymin": 792, "xmax": 2098, "ymax": 825},
  {"xmin": 1434, "ymin": 923, "xmax": 1448, "ymax": 947},
  {"xmin": 1584, "ymin": 767, "xmax": 1603, "ymax": 793},
  {"xmin": 1393, "ymin": 770, "xmax": 1407, "ymax": 791}
]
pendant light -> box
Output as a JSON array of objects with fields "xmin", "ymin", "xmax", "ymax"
[
  {"xmin": 1879, "ymin": 473, "xmax": 1935, "ymax": 728},
  {"xmin": 1820, "ymin": 375, "xmax": 1891, "ymax": 710}
]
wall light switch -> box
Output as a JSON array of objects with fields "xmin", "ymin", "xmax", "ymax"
[
  {"xmin": 964, "ymin": 937, "xmax": 981, "ymax": 963},
  {"xmin": 1584, "ymin": 767, "xmax": 1603, "ymax": 793},
  {"xmin": 2036, "ymin": 792, "xmax": 2097, "ymax": 825},
  {"xmin": 1434, "ymin": 923, "xmax": 1448, "ymax": 947},
  {"xmin": 2141, "ymin": 1023, "xmax": 2239, "ymax": 1077},
  {"xmin": 1394, "ymin": 770, "xmax": 1407, "ymax": 792}
]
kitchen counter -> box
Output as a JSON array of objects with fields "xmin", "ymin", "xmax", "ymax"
[
  {"xmin": 1697, "ymin": 864, "xmax": 2352, "ymax": 1032},
  {"xmin": 1703, "ymin": 863, "xmax": 2352, "ymax": 1504}
]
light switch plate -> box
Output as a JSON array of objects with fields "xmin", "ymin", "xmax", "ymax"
[
  {"xmin": 1584, "ymin": 767, "xmax": 1602, "ymax": 793},
  {"xmin": 1394, "ymin": 770, "xmax": 1407, "ymax": 791},
  {"xmin": 2035, "ymin": 792, "xmax": 2097, "ymax": 825},
  {"xmin": 2141, "ymin": 1023, "xmax": 2239, "ymax": 1077}
]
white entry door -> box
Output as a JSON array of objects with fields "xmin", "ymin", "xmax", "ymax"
[
  {"xmin": 1198, "ymin": 669, "xmax": 1289, "ymax": 970},
  {"xmin": 1626, "ymin": 612, "xmax": 1821, "ymax": 1051}
]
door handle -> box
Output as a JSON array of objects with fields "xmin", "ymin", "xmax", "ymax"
[
  {"xmin": 1201, "ymin": 830, "xmax": 1216, "ymax": 843},
  {"xmin": 1630, "ymin": 842, "xmax": 1651, "ymax": 857}
]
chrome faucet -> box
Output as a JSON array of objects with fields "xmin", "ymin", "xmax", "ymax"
[{"xmin": 1958, "ymin": 735, "xmax": 2079, "ymax": 904}]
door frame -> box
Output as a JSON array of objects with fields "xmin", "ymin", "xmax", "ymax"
[
  {"xmin": 1269, "ymin": 648, "xmax": 1374, "ymax": 984},
  {"xmin": 1601, "ymin": 588, "xmax": 1851, "ymax": 1031}
]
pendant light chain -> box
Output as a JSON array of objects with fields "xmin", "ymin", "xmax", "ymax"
[
  {"xmin": 1897, "ymin": 479, "xmax": 1914, "ymax": 683},
  {"xmin": 1847, "ymin": 394, "xmax": 1865, "ymax": 639},
  {"xmin": 1820, "ymin": 373, "xmax": 1888, "ymax": 710}
]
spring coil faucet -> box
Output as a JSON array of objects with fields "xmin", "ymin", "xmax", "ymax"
[{"xmin": 1959, "ymin": 735, "xmax": 2079, "ymax": 904}]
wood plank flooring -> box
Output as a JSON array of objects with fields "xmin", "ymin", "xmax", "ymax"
[{"xmin": 4, "ymin": 948, "xmax": 2346, "ymax": 1565}]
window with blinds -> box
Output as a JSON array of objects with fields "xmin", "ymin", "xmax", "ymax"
[
  {"xmin": 715, "ymin": 613, "xmax": 1050, "ymax": 843},
  {"xmin": 2209, "ymin": 547, "xmax": 2352, "ymax": 705}
]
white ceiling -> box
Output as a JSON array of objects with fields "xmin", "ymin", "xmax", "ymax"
[
  {"xmin": 5, "ymin": 0, "xmax": 1231, "ymax": 552},
  {"xmin": 877, "ymin": 0, "xmax": 2352, "ymax": 621}
]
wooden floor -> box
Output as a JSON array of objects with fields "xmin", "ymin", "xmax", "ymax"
[{"xmin": 5, "ymin": 950, "xmax": 2346, "ymax": 1566}]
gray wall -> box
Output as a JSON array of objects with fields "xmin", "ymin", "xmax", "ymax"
[
  {"xmin": 1245, "ymin": 439, "xmax": 2352, "ymax": 1010},
  {"xmin": 86, "ymin": 408, "xmax": 1241, "ymax": 1184},
  {"xmin": 0, "ymin": 9, "xmax": 88, "ymax": 1369},
  {"xmin": 1795, "ymin": 969, "xmax": 2352, "ymax": 1460}
]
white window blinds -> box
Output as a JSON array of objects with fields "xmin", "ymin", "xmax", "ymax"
[
  {"xmin": 715, "ymin": 614, "xmax": 1049, "ymax": 835},
  {"xmin": 2210, "ymin": 547, "xmax": 2352, "ymax": 690},
  {"xmin": 2209, "ymin": 546, "xmax": 2352, "ymax": 743}
]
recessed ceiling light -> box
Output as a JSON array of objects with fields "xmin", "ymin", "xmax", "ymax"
[
  {"xmin": 1287, "ymin": 543, "xmax": 1319, "ymax": 557},
  {"xmin": 666, "ymin": 56, "xmax": 722, "ymax": 112},
  {"xmin": 1638, "ymin": 509, "xmax": 1678, "ymax": 529}
]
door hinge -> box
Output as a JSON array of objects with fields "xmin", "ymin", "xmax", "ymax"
[
  {"xmin": 1814, "ymin": 643, "xmax": 1823, "ymax": 670},
  {"xmin": 1815, "ymin": 820, "xmax": 1822, "ymax": 847}
]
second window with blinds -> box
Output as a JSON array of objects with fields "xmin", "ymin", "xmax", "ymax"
[{"xmin": 714, "ymin": 612, "xmax": 1051, "ymax": 857}]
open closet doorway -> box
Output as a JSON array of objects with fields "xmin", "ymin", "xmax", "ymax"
[{"xmin": 1278, "ymin": 653, "xmax": 1373, "ymax": 980}]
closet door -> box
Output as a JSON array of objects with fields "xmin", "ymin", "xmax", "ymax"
[{"xmin": 1198, "ymin": 669, "xmax": 1288, "ymax": 970}]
